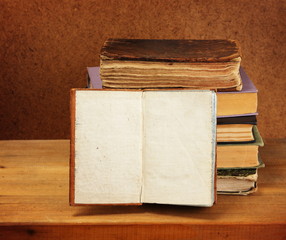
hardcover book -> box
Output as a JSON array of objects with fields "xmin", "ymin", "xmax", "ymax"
[
  {"xmin": 217, "ymin": 68, "xmax": 257, "ymax": 117},
  {"xmin": 217, "ymin": 168, "xmax": 258, "ymax": 195},
  {"xmin": 217, "ymin": 116, "xmax": 257, "ymax": 143},
  {"xmin": 217, "ymin": 126, "xmax": 264, "ymax": 168},
  {"xmin": 100, "ymin": 39, "xmax": 242, "ymax": 91},
  {"xmin": 217, "ymin": 157, "xmax": 264, "ymax": 195},
  {"xmin": 87, "ymin": 67, "xmax": 257, "ymax": 118},
  {"xmin": 217, "ymin": 124, "xmax": 255, "ymax": 143},
  {"xmin": 70, "ymin": 89, "xmax": 217, "ymax": 206}
]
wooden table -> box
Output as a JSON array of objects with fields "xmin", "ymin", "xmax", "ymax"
[{"xmin": 0, "ymin": 140, "xmax": 285, "ymax": 240}]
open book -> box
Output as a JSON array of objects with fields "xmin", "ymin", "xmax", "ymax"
[{"xmin": 70, "ymin": 89, "xmax": 217, "ymax": 206}]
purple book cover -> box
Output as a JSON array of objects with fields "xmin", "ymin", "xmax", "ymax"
[
  {"xmin": 87, "ymin": 67, "xmax": 102, "ymax": 89},
  {"xmin": 87, "ymin": 66, "xmax": 258, "ymax": 118}
]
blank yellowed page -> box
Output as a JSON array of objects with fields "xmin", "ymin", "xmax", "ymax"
[
  {"xmin": 142, "ymin": 90, "xmax": 216, "ymax": 206},
  {"xmin": 74, "ymin": 90, "xmax": 143, "ymax": 204}
]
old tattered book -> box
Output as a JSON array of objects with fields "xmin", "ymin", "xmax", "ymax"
[
  {"xmin": 217, "ymin": 157, "xmax": 265, "ymax": 195},
  {"xmin": 100, "ymin": 39, "xmax": 242, "ymax": 91}
]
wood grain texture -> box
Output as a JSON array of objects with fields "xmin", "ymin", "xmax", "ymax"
[
  {"xmin": 0, "ymin": 225, "xmax": 285, "ymax": 240},
  {"xmin": 0, "ymin": 140, "xmax": 285, "ymax": 239},
  {"xmin": 0, "ymin": 0, "xmax": 285, "ymax": 139}
]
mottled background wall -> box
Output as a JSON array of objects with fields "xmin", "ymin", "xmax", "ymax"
[{"xmin": 1, "ymin": 0, "xmax": 285, "ymax": 140}]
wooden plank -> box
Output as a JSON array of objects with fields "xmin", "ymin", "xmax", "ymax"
[
  {"xmin": 0, "ymin": 140, "xmax": 285, "ymax": 239},
  {"xmin": 0, "ymin": 225, "xmax": 285, "ymax": 240}
]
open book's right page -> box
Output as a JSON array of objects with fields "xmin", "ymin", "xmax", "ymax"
[{"xmin": 142, "ymin": 90, "xmax": 216, "ymax": 206}]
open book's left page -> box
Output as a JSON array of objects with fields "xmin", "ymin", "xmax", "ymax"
[{"xmin": 72, "ymin": 90, "xmax": 143, "ymax": 204}]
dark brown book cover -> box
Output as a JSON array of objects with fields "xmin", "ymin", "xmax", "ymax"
[
  {"xmin": 101, "ymin": 39, "xmax": 241, "ymax": 62},
  {"xmin": 217, "ymin": 115, "xmax": 257, "ymax": 125}
]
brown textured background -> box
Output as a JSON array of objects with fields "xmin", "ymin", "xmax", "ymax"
[{"xmin": 1, "ymin": 0, "xmax": 285, "ymax": 140}]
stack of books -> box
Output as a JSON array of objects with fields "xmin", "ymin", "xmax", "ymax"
[
  {"xmin": 87, "ymin": 39, "xmax": 264, "ymax": 196},
  {"xmin": 216, "ymin": 68, "xmax": 264, "ymax": 195}
]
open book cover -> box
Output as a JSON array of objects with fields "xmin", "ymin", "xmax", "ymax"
[{"xmin": 70, "ymin": 89, "xmax": 217, "ymax": 206}]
